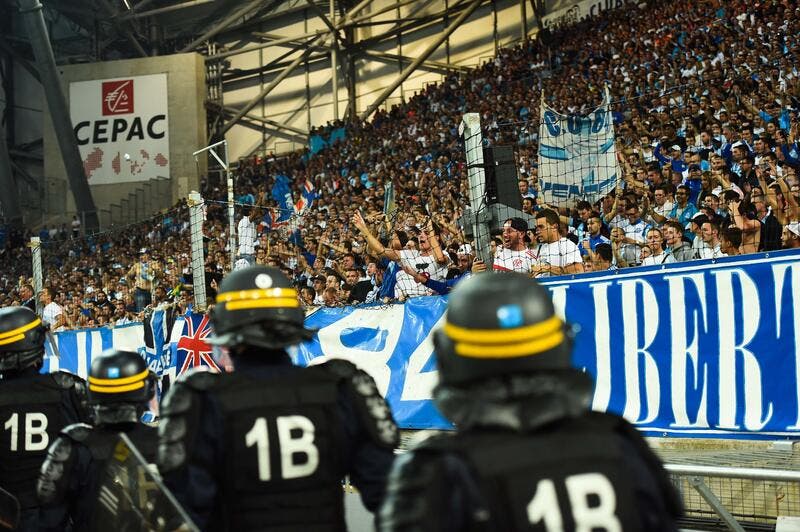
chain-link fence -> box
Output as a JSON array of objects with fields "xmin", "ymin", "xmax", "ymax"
[{"xmin": 31, "ymin": 201, "xmax": 193, "ymax": 329}]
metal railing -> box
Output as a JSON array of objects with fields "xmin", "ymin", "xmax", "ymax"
[{"xmin": 662, "ymin": 448, "xmax": 800, "ymax": 531}]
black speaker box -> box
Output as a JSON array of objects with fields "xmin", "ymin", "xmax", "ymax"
[{"xmin": 483, "ymin": 146, "xmax": 521, "ymax": 210}]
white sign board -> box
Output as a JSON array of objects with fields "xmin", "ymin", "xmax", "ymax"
[{"xmin": 70, "ymin": 73, "xmax": 170, "ymax": 185}]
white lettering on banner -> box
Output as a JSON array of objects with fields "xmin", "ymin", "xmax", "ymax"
[
  {"xmin": 400, "ymin": 314, "xmax": 444, "ymax": 401},
  {"xmin": 713, "ymin": 270, "xmax": 773, "ymax": 430},
  {"xmin": 771, "ymin": 263, "xmax": 800, "ymax": 429},
  {"xmin": 619, "ymin": 279, "xmax": 660, "ymax": 424},
  {"xmin": 315, "ymin": 306, "xmax": 405, "ymax": 397},
  {"xmin": 547, "ymin": 285, "xmax": 569, "ymax": 321},
  {"xmin": 590, "ymin": 282, "xmax": 613, "ymax": 412},
  {"xmin": 665, "ymin": 274, "xmax": 709, "ymax": 428}
]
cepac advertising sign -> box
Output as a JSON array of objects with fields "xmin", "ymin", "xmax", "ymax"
[{"xmin": 69, "ymin": 74, "xmax": 170, "ymax": 185}]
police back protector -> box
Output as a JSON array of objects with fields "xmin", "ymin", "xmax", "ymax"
[
  {"xmin": 424, "ymin": 415, "xmax": 641, "ymax": 531},
  {"xmin": 0, "ymin": 372, "xmax": 84, "ymax": 509},
  {"xmin": 209, "ymin": 366, "xmax": 346, "ymax": 531}
]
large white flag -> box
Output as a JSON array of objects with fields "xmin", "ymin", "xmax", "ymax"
[{"xmin": 537, "ymin": 88, "xmax": 617, "ymax": 205}]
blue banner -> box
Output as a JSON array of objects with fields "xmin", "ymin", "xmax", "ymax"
[
  {"xmin": 293, "ymin": 250, "xmax": 800, "ymax": 439},
  {"xmin": 45, "ymin": 250, "xmax": 800, "ymax": 439}
]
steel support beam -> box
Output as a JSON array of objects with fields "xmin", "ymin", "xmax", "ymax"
[
  {"xmin": 0, "ymin": 35, "xmax": 40, "ymax": 83},
  {"xmin": 213, "ymin": 103, "xmax": 308, "ymax": 136},
  {"xmin": 220, "ymin": 35, "xmax": 323, "ymax": 135},
  {"xmin": 18, "ymin": 0, "xmax": 98, "ymax": 230},
  {"xmin": 180, "ymin": 0, "xmax": 264, "ymax": 53},
  {"xmin": 360, "ymin": 49, "xmax": 471, "ymax": 73},
  {"xmin": 97, "ymin": 0, "xmax": 148, "ymax": 57},
  {"xmin": 305, "ymin": 0, "xmax": 339, "ymax": 37},
  {"xmin": 120, "ymin": 0, "xmax": 215, "ymax": 20},
  {"xmin": 0, "ymin": 112, "xmax": 22, "ymax": 224},
  {"xmin": 330, "ymin": 0, "xmax": 339, "ymax": 121},
  {"xmin": 361, "ymin": 0, "xmax": 482, "ymax": 120}
]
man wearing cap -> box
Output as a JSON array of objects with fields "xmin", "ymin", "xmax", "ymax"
[
  {"xmin": 493, "ymin": 218, "xmax": 538, "ymax": 273},
  {"xmin": 685, "ymin": 213, "xmax": 709, "ymax": 259},
  {"xmin": 782, "ymin": 222, "xmax": 800, "ymax": 249}
]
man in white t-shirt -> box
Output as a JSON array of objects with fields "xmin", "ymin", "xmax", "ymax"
[
  {"xmin": 39, "ymin": 287, "xmax": 64, "ymax": 331},
  {"xmin": 493, "ymin": 217, "xmax": 538, "ymax": 273},
  {"xmin": 237, "ymin": 205, "xmax": 262, "ymax": 266},
  {"xmin": 531, "ymin": 209, "xmax": 584, "ymax": 277},
  {"xmin": 620, "ymin": 202, "xmax": 651, "ymax": 266}
]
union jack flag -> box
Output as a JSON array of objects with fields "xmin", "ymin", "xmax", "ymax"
[{"xmin": 176, "ymin": 312, "xmax": 220, "ymax": 375}]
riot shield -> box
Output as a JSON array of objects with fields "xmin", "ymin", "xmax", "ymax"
[
  {"xmin": 96, "ymin": 433, "xmax": 198, "ymax": 532},
  {"xmin": 0, "ymin": 487, "xmax": 19, "ymax": 530}
]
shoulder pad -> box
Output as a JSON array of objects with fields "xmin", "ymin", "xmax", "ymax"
[
  {"xmin": 158, "ymin": 382, "xmax": 202, "ymax": 474},
  {"xmin": 61, "ymin": 423, "xmax": 93, "ymax": 443},
  {"xmin": 317, "ymin": 358, "xmax": 358, "ymax": 378},
  {"xmin": 37, "ymin": 434, "xmax": 78, "ymax": 504},
  {"xmin": 51, "ymin": 371, "xmax": 86, "ymax": 389},
  {"xmin": 179, "ymin": 368, "xmax": 221, "ymax": 391},
  {"xmin": 160, "ymin": 382, "xmax": 197, "ymax": 416},
  {"xmin": 342, "ymin": 367, "xmax": 399, "ymax": 449}
]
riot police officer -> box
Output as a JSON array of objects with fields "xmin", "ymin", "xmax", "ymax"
[
  {"xmin": 380, "ymin": 273, "xmax": 683, "ymax": 531},
  {"xmin": 158, "ymin": 265, "xmax": 399, "ymax": 531},
  {"xmin": 37, "ymin": 349, "xmax": 159, "ymax": 530},
  {"xmin": 0, "ymin": 306, "xmax": 90, "ymax": 531}
]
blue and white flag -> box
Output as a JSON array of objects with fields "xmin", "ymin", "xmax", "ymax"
[
  {"xmin": 538, "ymin": 87, "xmax": 617, "ymax": 204},
  {"xmin": 271, "ymin": 174, "xmax": 294, "ymax": 224}
]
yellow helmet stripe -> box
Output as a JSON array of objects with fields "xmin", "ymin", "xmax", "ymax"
[
  {"xmin": 216, "ymin": 288, "xmax": 298, "ymax": 304},
  {"xmin": 89, "ymin": 380, "xmax": 145, "ymax": 394},
  {"xmin": 88, "ymin": 368, "xmax": 149, "ymax": 386},
  {"xmin": 443, "ymin": 315, "xmax": 562, "ymax": 345},
  {"xmin": 454, "ymin": 329, "xmax": 565, "ymax": 359},
  {"xmin": 225, "ymin": 297, "xmax": 300, "ymax": 311},
  {"xmin": 0, "ymin": 318, "xmax": 42, "ymax": 344}
]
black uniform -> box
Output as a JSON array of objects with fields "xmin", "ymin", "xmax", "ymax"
[
  {"xmin": 158, "ymin": 265, "xmax": 398, "ymax": 531},
  {"xmin": 380, "ymin": 375, "xmax": 682, "ymax": 531},
  {"xmin": 380, "ymin": 272, "xmax": 682, "ymax": 532},
  {"xmin": 36, "ymin": 422, "xmax": 158, "ymax": 531},
  {"xmin": 0, "ymin": 305, "xmax": 91, "ymax": 532},
  {"xmin": 159, "ymin": 352, "xmax": 398, "ymax": 531},
  {"xmin": 0, "ymin": 370, "xmax": 89, "ymax": 530},
  {"xmin": 37, "ymin": 348, "xmax": 160, "ymax": 531}
]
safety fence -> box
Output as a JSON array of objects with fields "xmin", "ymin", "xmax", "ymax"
[{"xmin": 665, "ymin": 459, "xmax": 800, "ymax": 531}]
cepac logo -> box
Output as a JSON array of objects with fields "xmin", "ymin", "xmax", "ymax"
[{"xmin": 101, "ymin": 79, "xmax": 134, "ymax": 115}]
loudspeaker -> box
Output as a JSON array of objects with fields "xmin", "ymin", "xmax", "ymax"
[{"xmin": 483, "ymin": 146, "xmax": 521, "ymax": 210}]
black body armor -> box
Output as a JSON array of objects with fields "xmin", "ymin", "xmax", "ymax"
[{"xmin": 0, "ymin": 371, "xmax": 88, "ymax": 510}]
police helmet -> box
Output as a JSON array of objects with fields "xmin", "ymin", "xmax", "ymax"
[
  {"xmin": 88, "ymin": 349, "xmax": 156, "ymax": 405},
  {"xmin": 0, "ymin": 306, "xmax": 47, "ymax": 372},
  {"xmin": 433, "ymin": 272, "xmax": 573, "ymax": 386},
  {"xmin": 209, "ymin": 265, "xmax": 314, "ymax": 349}
]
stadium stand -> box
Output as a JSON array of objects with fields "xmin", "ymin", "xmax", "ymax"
[{"xmin": 1, "ymin": 0, "xmax": 799, "ymax": 327}]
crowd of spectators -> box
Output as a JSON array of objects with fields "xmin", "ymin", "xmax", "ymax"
[{"xmin": 1, "ymin": 0, "xmax": 800, "ymax": 329}]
